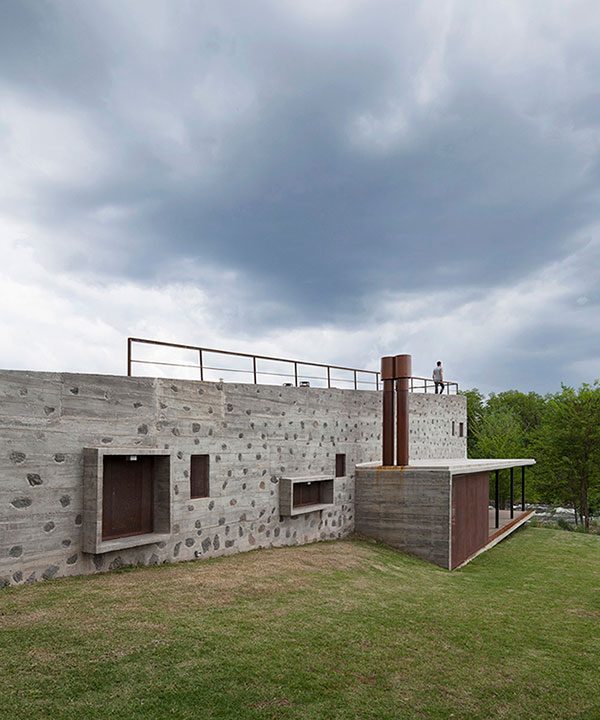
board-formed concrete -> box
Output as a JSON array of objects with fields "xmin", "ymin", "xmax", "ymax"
[
  {"xmin": 0, "ymin": 369, "xmax": 467, "ymax": 586},
  {"xmin": 354, "ymin": 466, "xmax": 452, "ymax": 568}
]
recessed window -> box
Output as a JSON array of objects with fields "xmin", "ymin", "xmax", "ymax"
[
  {"xmin": 335, "ymin": 453, "xmax": 346, "ymax": 477},
  {"xmin": 102, "ymin": 456, "xmax": 153, "ymax": 540},
  {"xmin": 293, "ymin": 482, "xmax": 321, "ymax": 507},
  {"xmin": 459, "ymin": 423, "xmax": 464, "ymax": 437},
  {"xmin": 190, "ymin": 455, "xmax": 210, "ymax": 499}
]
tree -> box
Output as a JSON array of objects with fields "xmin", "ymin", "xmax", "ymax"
[
  {"xmin": 485, "ymin": 389, "xmax": 545, "ymax": 446},
  {"xmin": 459, "ymin": 388, "xmax": 485, "ymax": 456},
  {"xmin": 471, "ymin": 407, "xmax": 527, "ymax": 508},
  {"xmin": 531, "ymin": 383, "xmax": 600, "ymax": 529}
]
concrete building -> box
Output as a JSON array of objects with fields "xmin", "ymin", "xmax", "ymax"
[{"xmin": 0, "ymin": 344, "xmax": 533, "ymax": 586}]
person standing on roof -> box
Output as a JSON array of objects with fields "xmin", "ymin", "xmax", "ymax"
[{"xmin": 432, "ymin": 361, "xmax": 444, "ymax": 394}]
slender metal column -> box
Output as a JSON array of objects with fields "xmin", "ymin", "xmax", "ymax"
[
  {"xmin": 127, "ymin": 338, "xmax": 132, "ymax": 376},
  {"xmin": 510, "ymin": 467, "xmax": 514, "ymax": 519},
  {"xmin": 521, "ymin": 466, "xmax": 526, "ymax": 511},
  {"xmin": 495, "ymin": 470, "xmax": 499, "ymax": 528}
]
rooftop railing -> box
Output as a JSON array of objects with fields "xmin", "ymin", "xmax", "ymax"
[{"xmin": 126, "ymin": 338, "xmax": 459, "ymax": 393}]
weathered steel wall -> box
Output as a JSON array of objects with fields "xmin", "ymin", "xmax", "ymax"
[{"xmin": 451, "ymin": 471, "xmax": 490, "ymax": 569}]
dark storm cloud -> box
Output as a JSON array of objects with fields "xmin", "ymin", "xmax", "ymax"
[{"xmin": 2, "ymin": 0, "xmax": 600, "ymax": 336}]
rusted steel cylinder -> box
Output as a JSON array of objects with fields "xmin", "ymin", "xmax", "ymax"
[
  {"xmin": 382, "ymin": 378, "xmax": 395, "ymax": 466},
  {"xmin": 395, "ymin": 354, "xmax": 411, "ymax": 466},
  {"xmin": 381, "ymin": 357, "xmax": 395, "ymax": 465},
  {"xmin": 381, "ymin": 356, "xmax": 395, "ymax": 380}
]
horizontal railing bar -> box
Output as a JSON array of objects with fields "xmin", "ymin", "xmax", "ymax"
[
  {"xmin": 129, "ymin": 337, "xmax": 379, "ymax": 376},
  {"xmin": 132, "ymin": 358, "xmax": 377, "ymax": 385}
]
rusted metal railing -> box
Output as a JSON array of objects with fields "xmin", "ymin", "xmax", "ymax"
[
  {"xmin": 127, "ymin": 338, "xmax": 460, "ymax": 394},
  {"xmin": 127, "ymin": 337, "xmax": 381, "ymax": 390}
]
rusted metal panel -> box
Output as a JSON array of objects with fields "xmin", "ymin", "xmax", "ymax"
[
  {"xmin": 102, "ymin": 456, "xmax": 153, "ymax": 540},
  {"xmin": 451, "ymin": 471, "xmax": 489, "ymax": 569}
]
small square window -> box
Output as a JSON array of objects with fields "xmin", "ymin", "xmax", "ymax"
[
  {"xmin": 459, "ymin": 423, "xmax": 464, "ymax": 438},
  {"xmin": 335, "ymin": 453, "xmax": 346, "ymax": 478},
  {"xmin": 190, "ymin": 455, "xmax": 209, "ymax": 498}
]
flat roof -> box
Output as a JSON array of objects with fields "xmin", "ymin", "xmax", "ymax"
[{"xmin": 357, "ymin": 457, "xmax": 535, "ymax": 475}]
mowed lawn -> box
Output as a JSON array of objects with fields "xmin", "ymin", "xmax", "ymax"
[{"xmin": 1, "ymin": 529, "xmax": 599, "ymax": 720}]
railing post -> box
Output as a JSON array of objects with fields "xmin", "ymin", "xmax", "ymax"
[
  {"xmin": 376, "ymin": 372, "xmax": 379, "ymax": 391},
  {"xmin": 253, "ymin": 356, "xmax": 257, "ymax": 384},
  {"xmin": 199, "ymin": 349, "xmax": 204, "ymax": 381},
  {"xmin": 521, "ymin": 466, "xmax": 525, "ymax": 511},
  {"xmin": 510, "ymin": 467, "xmax": 514, "ymax": 519},
  {"xmin": 127, "ymin": 338, "xmax": 132, "ymax": 377},
  {"xmin": 294, "ymin": 362, "xmax": 298, "ymax": 387},
  {"xmin": 354, "ymin": 370, "xmax": 357, "ymax": 390},
  {"xmin": 327, "ymin": 366, "xmax": 331, "ymax": 389},
  {"xmin": 495, "ymin": 470, "xmax": 499, "ymax": 529}
]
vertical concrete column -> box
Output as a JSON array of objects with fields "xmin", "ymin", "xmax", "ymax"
[
  {"xmin": 381, "ymin": 356, "xmax": 395, "ymax": 466},
  {"xmin": 395, "ymin": 354, "xmax": 411, "ymax": 466}
]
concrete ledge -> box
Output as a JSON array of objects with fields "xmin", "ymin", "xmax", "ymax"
[
  {"xmin": 357, "ymin": 458, "xmax": 536, "ymax": 474},
  {"xmin": 92, "ymin": 532, "xmax": 172, "ymax": 554}
]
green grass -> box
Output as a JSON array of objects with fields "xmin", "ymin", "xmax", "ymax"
[{"xmin": 1, "ymin": 528, "xmax": 599, "ymax": 719}]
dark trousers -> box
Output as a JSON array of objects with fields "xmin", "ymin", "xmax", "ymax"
[{"xmin": 434, "ymin": 382, "xmax": 444, "ymax": 394}]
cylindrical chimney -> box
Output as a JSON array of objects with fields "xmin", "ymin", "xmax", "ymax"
[{"xmin": 394, "ymin": 354, "xmax": 411, "ymax": 466}]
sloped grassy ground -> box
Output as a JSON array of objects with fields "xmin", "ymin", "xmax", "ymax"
[{"xmin": 1, "ymin": 528, "xmax": 599, "ymax": 720}]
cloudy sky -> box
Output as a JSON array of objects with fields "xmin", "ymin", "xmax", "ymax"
[{"xmin": 1, "ymin": 0, "xmax": 599, "ymax": 395}]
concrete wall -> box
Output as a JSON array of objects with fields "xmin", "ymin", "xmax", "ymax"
[
  {"xmin": 1, "ymin": 370, "xmax": 383, "ymax": 586},
  {"xmin": 409, "ymin": 394, "xmax": 466, "ymax": 459},
  {"xmin": 0, "ymin": 369, "xmax": 466, "ymax": 586},
  {"xmin": 354, "ymin": 466, "xmax": 451, "ymax": 569}
]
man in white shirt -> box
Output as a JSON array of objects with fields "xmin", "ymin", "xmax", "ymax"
[{"xmin": 432, "ymin": 361, "xmax": 444, "ymax": 394}]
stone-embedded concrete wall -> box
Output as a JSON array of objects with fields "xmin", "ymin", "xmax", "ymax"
[
  {"xmin": 0, "ymin": 369, "xmax": 466, "ymax": 586},
  {"xmin": 354, "ymin": 466, "xmax": 451, "ymax": 569},
  {"xmin": 409, "ymin": 394, "xmax": 466, "ymax": 460},
  {"xmin": 0, "ymin": 370, "xmax": 383, "ymax": 586}
]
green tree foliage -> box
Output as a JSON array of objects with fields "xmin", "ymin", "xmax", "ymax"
[
  {"xmin": 485, "ymin": 390, "xmax": 546, "ymax": 445},
  {"xmin": 459, "ymin": 388, "xmax": 485, "ymax": 455},
  {"xmin": 531, "ymin": 383, "xmax": 600, "ymax": 529},
  {"xmin": 471, "ymin": 407, "xmax": 527, "ymax": 508},
  {"xmin": 472, "ymin": 407, "xmax": 526, "ymax": 460}
]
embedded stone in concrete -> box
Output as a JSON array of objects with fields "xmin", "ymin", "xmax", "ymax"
[
  {"xmin": 66, "ymin": 554, "xmax": 78, "ymax": 565},
  {"xmin": 43, "ymin": 522, "xmax": 55, "ymax": 532},
  {"xmin": 42, "ymin": 565, "xmax": 59, "ymax": 580},
  {"xmin": 59, "ymin": 495, "xmax": 71, "ymax": 507},
  {"xmin": 9, "ymin": 546, "xmax": 23, "ymax": 558},
  {"xmin": 27, "ymin": 473, "xmax": 42, "ymax": 486},
  {"xmin": 11, "ymin": 497, "xmax": 32, "ymax": 509},
  {"xmin": 201, "ymin": 537, "xmax": 211, "ymax": 553},
  {"xmin": 9, "ymin": 451, "xmax": 26, "ymax": 464}
]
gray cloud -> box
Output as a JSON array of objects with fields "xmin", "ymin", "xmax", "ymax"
[{"xmin": 1, "ymin": 0, "xmax": 600, "ymax": 391}]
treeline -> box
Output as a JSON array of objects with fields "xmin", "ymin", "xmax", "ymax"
[{"xmin": 461, "ymin": 383, "xmax": 600, "ymax": 529}]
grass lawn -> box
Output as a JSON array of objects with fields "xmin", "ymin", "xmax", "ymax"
[{"xmin": 1, "ymin": 527, "xmax": 599, "ymax": 719}]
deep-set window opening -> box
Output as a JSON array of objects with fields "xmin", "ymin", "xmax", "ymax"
[{"xmin": 190, "ymin": 454, "xmax": 210, "ymax": 498}]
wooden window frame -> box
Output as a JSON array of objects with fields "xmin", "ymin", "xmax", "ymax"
[
  {"xmin": 190, "ymin": 454, "xmax": 210, "ymax": 499},
  {"xmin": 293, "ymin": 481, "xmax": 321, "ymax": 508}
]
